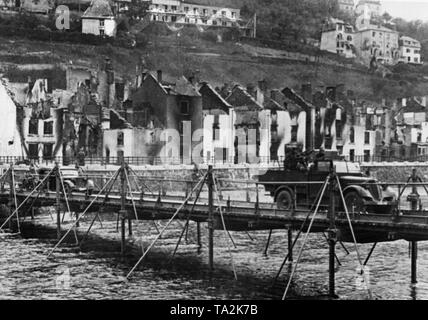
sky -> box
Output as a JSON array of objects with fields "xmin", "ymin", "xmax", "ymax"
[{"xmin": 382, "ymin": 0, "xmax": 428, "ymax": 21}]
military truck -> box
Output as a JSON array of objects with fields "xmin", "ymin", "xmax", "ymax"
[{"xmin": 256, "ymin": 157, "xmax": 396, "ymax": 214}]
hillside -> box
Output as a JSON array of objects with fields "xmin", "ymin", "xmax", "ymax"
[{"xmin": 1, "ymin": 22, "xmax": 428, "ymax": 102}]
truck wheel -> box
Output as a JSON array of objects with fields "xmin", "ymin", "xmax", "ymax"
[
  {"xmin": 344, "ymin": 191, "xmax": 365, "ymax": 214},
  {"xmin": 276, "ymin": 190, "xmax": 294, "ymax": 210}
]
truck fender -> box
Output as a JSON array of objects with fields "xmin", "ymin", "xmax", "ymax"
[
  {"xmin": 342, "ymin": 185, "xmax": 373, "ymax": 200},
  {"xmin": 274, "ymin": 186, "xmax": 295, "ymax": 202},
  {"xmin": 64, "ymin": 180, "xmax": 75, "ymax": 189}
]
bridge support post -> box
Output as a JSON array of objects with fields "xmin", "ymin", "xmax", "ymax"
[
  {"xmin": 55, "ymin": 162, "xmax": 61, "ymax": 240},
  {"xmin": 8, "ymin": 164, "xmax": 13, "ymax": 230},
  {"xmin": 119, "ymin": 160, "xmax": 128, "ymax": 256},
  {"xmin": 411, "ymin": 241, "xmax": 418, "ymax": 284},
  {"xmin": 197, "ymin": 221, "xmax": 202, "ymax": 254},
  {"xmin": 327, "ymin": 171, "xmax": 338, "ymax": 299},
  {"xmin": 287, "ymin": 229, "xmax": 293, "ymax": 262},
  {"xmin": 207, "ymin": 165, "xmax": 214, "ymax": 271}
]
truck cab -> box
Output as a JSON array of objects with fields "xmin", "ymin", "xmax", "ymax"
[{"xmin": 256, "ymin": 158, "xmax": 396, "ymax": 214}]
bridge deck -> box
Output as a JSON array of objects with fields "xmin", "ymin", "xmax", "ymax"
[{"xmin": 2, "ymin": 190, "xmax": 428, "ymax": 242}]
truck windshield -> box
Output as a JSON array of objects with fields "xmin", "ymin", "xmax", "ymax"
[{"xmin": 334, "ymin": 161, "xmax": 361, "ymax": 174}]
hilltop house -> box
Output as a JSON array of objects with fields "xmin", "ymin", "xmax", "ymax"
[
  {"xmin": 320, "ymin": 18, "xmax": 355, "ymax": 58},
  {"xmin": 399, "ymin": 36, "xmax": 422, "ymax": 64},
  {"xmin": 144, "ymin": 0, "xmax": 243, "ymax": 28},
  {"xmin": 20, "ymin": 0, "xmax": 53, "ymax": 13},
  {"xmin": 338, "ymin": 0, "xmax": 355, "ymax": 13},
  {"xmin": 82, "ymin": 0, "xmax": 117, "ymax": 37},
  {"xmin": 355, "ymin": 0, "xmax": 381, "ymax": 17},
  {"xmin": 353, "ymin": 12, "xmax": 400, "ymax": 65}
]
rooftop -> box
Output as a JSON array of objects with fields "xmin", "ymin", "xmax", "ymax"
[{"xmin": 82, "ymin": 0, "xmax": 114, "ymax": 18}]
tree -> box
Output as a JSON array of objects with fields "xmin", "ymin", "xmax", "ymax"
[{"xmin": 126, "ymin": 0, "xmax": 150, "ymax": 22}]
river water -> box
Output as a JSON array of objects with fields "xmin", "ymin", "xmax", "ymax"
[{"xmin": 1, "ymin": 210, "xmax": 428, "ymax": 300}]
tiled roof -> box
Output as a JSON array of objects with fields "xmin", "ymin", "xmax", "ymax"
[
  {"xmin": 83, "ymin": 0, "xmax": 114, "ymax": 18},
  {"xmin": 225, "ymin": 85, "xmax": 263, "ymax": 111},
  {"xmin": 402, "ymin": 99, "xmax": 426, "ymax": 113}
]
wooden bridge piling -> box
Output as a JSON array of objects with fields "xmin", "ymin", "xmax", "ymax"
[
  {"xmin": 55, "ymin": 162, "xmax": 61, "ymax": 240},
  {"xmin": 207, "ymin": 165, "xmax": 214, "ymax": 271},
  {"xmin": 120, "ymin": 161, "xmax": 128, "ymax": 256},
  {"xmin": 327, "ymin": 172, "xmax": 338, "ymax": 299},
  {"xmin": 287, "ymin": 229, "xmax": 293, "ymax": 262},
  {"xmin": 409, "ymin": 168, "xmax": 420, "ymax": 284}
]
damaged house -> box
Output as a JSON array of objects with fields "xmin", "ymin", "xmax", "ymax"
[
  {"xmin": 21, "ymin": 78, "xmax": 63, "ymax": 161},
  {"xmin": 199, "ymin": 82, "xmax": 234, "ymax": 163},
  {"xmin": 124, "ymin": 70, "xmax": 203, "ymax": 164}
]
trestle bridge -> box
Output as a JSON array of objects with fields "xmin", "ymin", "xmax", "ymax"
[{"xmin": 1, "ymin": 162, "xmax": 428, "ymax": 299}]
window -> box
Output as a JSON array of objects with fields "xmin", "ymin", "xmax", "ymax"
[
  {"xmin": 100, "ymin": 29, "xmax": 105, "ymax": 36},
  {"xmin": 349, "ymin": 149, "xmax": 355, "ymax": 162},
  {"xmin": 213, "ymin": 9, "xmax": 217, "ymax": 14},
  {"xmin": 407, "ymin": 48, "xmax": 411, "ymax": 53},
  {"xmin": 347, "ymin": 35, "xmax": 352, "ymax": 41},
  {"xmin": 203, "ymin": 9, "xmax": 207, "ymax": 15},
  {"xmin": 180, "ymin": 101, "xmax": 190, "ymax": 114},
  {"xmin": 336, "ymin": 121, "xmax": 342, "ymax": 139},
  {"xmin": 117, "ymin": 131, "xmax": 124, "ymax": 147},
  {"xmin": 372, "ymin": 31, "xmax": 376, "ymax": 37},
  {"xmin": 221, "ymin": 11, "xmax": 226, "ymax": 16},
  {"xmin": 43, "ymin": 143, "xmax": 53, "ymax": 160},
  {"xmin": 43, "ymin": 121, "xmax": 53, "ymax": 135},
  {"xmin": 171, "ymin": 16, "xmax": 177, "ymax": 22},
  {"xmin": 29, "ymin": 118, "xmax": 38, "ymax": 135},
  {"xmin": 212, "ymin": 20, "xmax": 217, "ymax": 25},
  {"xmin": 184, "ymin": 6, "xmax": 189, "ymax": 12},
  {"xmin": 185, "ymin": 18, "xmax": 190, "ymax": 23},
  {"xmin": 364, "ymin": 131, "xmax": 370, "ymax": 144},
  {"xmin": 291, "ymin": 125, "xmax": 298, "ymax": 142},
  {"xmin": 232, "ymin": 11, "xmax": 236, "ymax": 18},
  {"xmin": 222, "ymin": 21, "xmax": 227, "ymax": 26},
  {"xmin": 193, "ymin": 7, "xmax": 198, "ymax": 14},
  {"xmin": 171, "ymin": 5, "xmax": 177, "ymax": 11},
  {"xmin": 349, "ymin": 127, "xmax": 355, "ymax": 143},
  {"xmin": 364, "ymin": 150, "xmax": 371, "ymax": 162},
  {"xmin": 28, "ymin": 143, "xmax": 38, "ymax": 159},
  {"xmin": 100, "ymin": 20, "xmax": 104, "ymax": 27},
  {"xmin": 212, "ymin": 115, "xmax": 220, "ymax": 141}
]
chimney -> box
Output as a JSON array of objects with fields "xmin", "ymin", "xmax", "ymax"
[
  {"xmin": 258, "ymin": 79, "xmax": 267, "ymax": 92},
  {"xmin": 301, "ymin": 83, "xmax": 312, "ymax": 102},
  {"xmin": 402, "ymin": 98, "xmax": 407, "ymax": 107},
  {"xmin": 270, "ymin": 90, "xmax": 277, "ymax": 100},
  {"xmin": 246, "ymin": 83, "xmax": 256, "ymax": 98},
  {"xmin": 157, "ymin": 70, "xmax": 163, "ymax": 83}
]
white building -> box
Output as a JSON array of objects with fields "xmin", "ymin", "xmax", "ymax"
[
  {"xmin": 353, "ymin": 24, "xmax": 400, "ymax": 65},
  {"xmin": 399, "ymin": 36, "xmax": 422, "ymax": 64},
  {"xmin": 0, "ymin": 81, "xmax": 24, "ymax": 158},
  {"xmin": 338, "ymin": 0, "xmax": 355, "ymax": 13},
  {"xmin": 355, "ymin": 0, "xmax": 382, "ymax": 17},
  {"xmin": 82, "ymin": 0, "xmax": 117, "ymax": 37},
  {"xmin": 144, "ymin": 0, "xmax": 241, "ymax": 28},
  {"xmin": 320, "ymin": 18, "xmax": 355, "ymax": 58}
]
